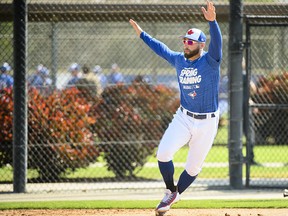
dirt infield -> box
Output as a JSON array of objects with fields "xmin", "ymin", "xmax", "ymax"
[{"xmin": 0, "ymin": 209, "xmax": 287, "ymax": 216}]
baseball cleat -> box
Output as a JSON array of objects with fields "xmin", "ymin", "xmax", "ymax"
[
  {"xmin": 155, "ymin": 189, "xmax": 180, "ymax": 214},
  {"xmin": 283, "ymin": 189, "xmax": 288, "ymax": 197}
]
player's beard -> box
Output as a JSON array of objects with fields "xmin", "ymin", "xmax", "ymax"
[{"xmin": 184, "ymin": 46, "xmax": 201, "ymax": 59}]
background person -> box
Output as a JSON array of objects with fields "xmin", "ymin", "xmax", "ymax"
[
  {"xmin": 78, "ymin": 64, "xmax": 103, "ymax": 96},
  {"xmin": 108, "ymin": 63, "xmax": 124, "ymax": 84},
  {"xmin": 66, "ymin": 63, "xmax": 81, "ymax": 87},
  {"xmin": 0, "ymin": 62, "xmax": 13, "ymax": 89},
  {"xmin": 28, "ymin": 64, "xmax": 51, "ymax": 87},
  {"xmin": 93, "ymin": 65, "xmax": 107, "ymax": 89}
]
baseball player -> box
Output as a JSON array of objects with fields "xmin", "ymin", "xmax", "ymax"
[{"xmin": 129, "ymin": 1, "xmax": 222, "ymax": 215}]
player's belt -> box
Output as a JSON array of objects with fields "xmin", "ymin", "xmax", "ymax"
[{"xmin": 180, "ymin": 106, "xmax": 216, "ymax": 120}]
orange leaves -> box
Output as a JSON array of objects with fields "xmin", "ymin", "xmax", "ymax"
[
  {"xmin": 0, "ymin": 88, "xmax": 13, "ymax": 143},
  {"xmin": 93, "ymin": 83, "xmax": 179, "ymax": 142},
  {"xmin": 0, "ymin": 82, "xmax": 180, "ymax": 178},
  {"xmin": 0, "ymin": 86, "xmax": 101, "ymax": 173},
  {"xmin": 253, "ymin": 72, "xmax": 288, "ymax": 104}
]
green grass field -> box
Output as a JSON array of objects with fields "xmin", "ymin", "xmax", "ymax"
[
  {"xmin": 1, "ymin": 127, "xmax": 287, "ymax": 211},
  {"xmin": 1, "ymin": 145, "xmax": 288, "ymax": 181},
  {"xmin": 1, "ymin": 123, "xmax": 287, "ymax": 180},
  {"xmin": 0, "ymin": 199, "xmax": 287, "ymax": 210}
]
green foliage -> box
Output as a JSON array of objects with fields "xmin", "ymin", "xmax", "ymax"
[{"xmin": 92, "ymin": 83, "xmax": 179, "ymax": 178}]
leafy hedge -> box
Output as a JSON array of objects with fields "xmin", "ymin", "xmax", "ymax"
[
  {"xmin": 29, "ymin": 87, "xmax": 102, "ymax": 180},
  {"xmin": 0, "ymin": 88, "xmax": 13, "ymax": 166},
  {"xmin": 92, "ymin": 83, "xmax": 179, "ymax": 178},
  {"xmin": 0, "ymin": 83, "xmax": 179, "ymax": 180},
  {"xmin": 0, "ymin": 87, "xmax": 100, "ymax": 181},
  {"xmin": 251, "ymin": 72, "xmax": 288, "ymax": 144}
]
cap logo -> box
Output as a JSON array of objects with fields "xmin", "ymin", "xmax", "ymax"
[{"xmin": 187, "ymin": 29, "xmax": 194, "ymax": 35}]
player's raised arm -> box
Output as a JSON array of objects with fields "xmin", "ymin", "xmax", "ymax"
[
  {"xmin": 129, "ymin": 18, "xmax": 178, "ymax": 66},
  {"xmin": 202, "ymin": 1, "xmax": 222, "ymax": 62},
  {"xmin": 129, "ymin": 19, "xmax": 143, "ymax": 37}
]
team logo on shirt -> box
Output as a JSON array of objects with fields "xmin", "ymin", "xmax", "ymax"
[{"xmin": 188, "ymin": 91, "xmax": 197, "ymax": 99}]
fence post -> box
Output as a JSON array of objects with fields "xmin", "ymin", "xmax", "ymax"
[
  {"xmin": 228, "ymin": 0, "xmax": 244, "ymax": 189},
  {"xmin": 51, "ymin": 22, "xmax": 58, "ymax": 87},
  {"xmin": 13, "ymin": 0, "xmax": 28, "ymax": 193}
]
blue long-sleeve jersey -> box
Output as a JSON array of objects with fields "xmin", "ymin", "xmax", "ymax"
[{"xmin": 140, "ymin": 21, "xmax": 222, "ymax": 113}]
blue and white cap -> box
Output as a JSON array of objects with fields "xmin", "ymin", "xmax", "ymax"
[
  {"xmin": 37, "ymin": 64, "xmax": 44, "ymax": 72},
  {"xmin": 0, "ymin": 62, "xmax": 11, "ymax": 72},
  {"xmin": 69, "ymin": 63, "xmax": 80, "ymax": 72},
  {"xmin": 93, "ymin": 65, "xmax": 102, "ymax": 73},
  {"xmin": 37, "ymin": 64, "xmax": 49, "ymax": 76},
  {"xmin": 181, "ymin": 28, "xmax": 206, "ymax": 42}
]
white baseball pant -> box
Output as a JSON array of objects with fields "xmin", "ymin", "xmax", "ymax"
[{"xmin": 156, "ymin": 107, "xmax": 219, "ymax": 176}]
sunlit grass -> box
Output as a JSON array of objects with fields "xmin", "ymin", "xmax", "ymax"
[
  {"xmin": 1, "ymin": 145, "xmax": 287, "ymax": 181},
  {"xmin": 0, "ymin": 165, "xmax": 38, "ymax": 181},
  {"xmin": 0, "ymin": 199, "xmax": 287, "ymax": 210}
]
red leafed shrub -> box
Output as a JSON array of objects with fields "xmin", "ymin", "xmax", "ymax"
[
  {"xmin": 0, "ymin": 88, "xmax": 13, "ymax": 166},
  {"xmin": 0, "ymin": 87, "xmax": 100, "ymax": 181},
  {"xmin": 28, "ymin": 87, "xmax": 100, "ymax": 180},
  {"xmin": 0, "ymin": 82, "xmax": 180, "ymax": 181},
  {"xmin": 92, "ymin": 83, "xmax": 179, "ymax": 178},
  {"xmin": 251, "ymin": 72, "xmax": 288, "ymax": 144}
]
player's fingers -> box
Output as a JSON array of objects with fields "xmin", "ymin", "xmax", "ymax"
[
  {"xmin": 201, "ymin": 7, "xmax": 207, "ymax": 15},
  {"xmin": 129, "ymin": 19, "xmax": 136, "ymax": 28},
  {"xmin": 207, "ymin": 0, "xmax": 211, "ymax": 9},
  {"xmin": 129, "ymin": 19, "xmax": 142, "ymax": 37},
  {"xmin": 129, "ymin": 19, "xmax": 135, "ymax": 25},
  {"xmin": 211, "ymin": 4, "xmax": 215, "ymax": 12},
  {"xmin": 208, "ymin": 1, "xmax": 215, "ymax": 12}
]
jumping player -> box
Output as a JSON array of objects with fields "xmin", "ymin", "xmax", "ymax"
[{"xmin": 129, "ymin": 0, "xmax": 222, "ymax": 215}]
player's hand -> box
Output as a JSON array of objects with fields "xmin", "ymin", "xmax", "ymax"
[
  {"xmin": 201, "ymin": 0, "xmax": 216, "ymax": 22},
  {"xmin": 129, "ymin": 19, "xmax": 143, "ymax": 37}
]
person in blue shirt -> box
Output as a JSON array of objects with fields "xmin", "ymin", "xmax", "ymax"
[
  {"xmin": 0, "ymin": 62, "xmax": 13, "ymax": 89},
  {"xmin": 28, "ymin": 64, "xmax": 52, "ymax": 88},
  {"xmin": 93, "ymin": 65, "xmax": 108, "ymax": 89},
  {"xmin": 130, "ymin": 1, "xmax": 222, "ymax": 215},
  {"xmin": 108, "ymin": 63, "xmax": 124, "ymax": 84},
  {"xmin": 66, "ymin": 63, "xmax": 81, "ymax": 87}
]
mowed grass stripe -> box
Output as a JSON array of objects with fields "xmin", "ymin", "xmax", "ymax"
[{"xmin": 0, "ymin": 199, "xmax": 287, "ymax": 210}]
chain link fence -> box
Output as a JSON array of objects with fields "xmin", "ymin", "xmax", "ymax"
[
  {"xmin": 0, "ymin": 0, "xmax": 287, "ymax": 193},
  {"xmin": 244, "ymin": 16, "xmax": 288, "ymax": 187}
]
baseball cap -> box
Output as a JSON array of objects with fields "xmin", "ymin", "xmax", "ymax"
[
  {"xmin": 181, "ymin": 28, "xmax": 206, "ymax": 42},
  {"xmin": 37, "ymin": 64, "xmax": 49, "ymax": 76},
  {"xmin": 69, "ymin": 63, "xmax": 80, "ymax": 72},
  {"xmin": 93, "ymin": 65, "xmax": 102, "ymax": 73},
  {"xmin": 111, "ymin": 63, "xmax": 118, "ymax": 70},
  {"xmin": 37, "ymin": 64, "xmax": 44, "ymax": 72},
  {"xmin": 0, "ymin": 62, "xmax": 11, "ymax": 72}
]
